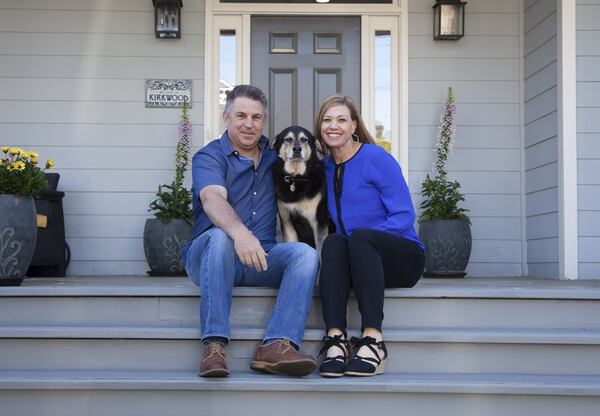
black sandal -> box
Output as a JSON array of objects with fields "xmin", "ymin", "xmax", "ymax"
[
  {"xmin": 318, "ymin": 334, "xmax": 350, "ymax": 377},
  {"xmin": 344, "ymin": 336, "xmax": 388, "ymax": 376}
]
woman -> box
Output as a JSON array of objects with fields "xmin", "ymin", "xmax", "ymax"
[{"xmin": 315, "ymin": 94, "xmax": 425, "ymax": 377}]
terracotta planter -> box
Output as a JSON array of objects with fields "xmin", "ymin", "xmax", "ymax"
[
  {"xmin": 0, "ymin": 194, "xmax": 38, "ymax": 286},
  {"xmin": 143, "ymin": 218, "xmax": 192, "ymax": 276},
  {"xmin": 418, "ymin": 219, "xmax": 471, "ymax": 278}
]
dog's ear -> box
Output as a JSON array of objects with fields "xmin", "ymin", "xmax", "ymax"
[
  {"xmin": 269, "ymin": 131, "xmax": 282, "ymax": 150},
  {"xmin": 314, "ymin": 135, "xmax": 326, "ymax": 159}
]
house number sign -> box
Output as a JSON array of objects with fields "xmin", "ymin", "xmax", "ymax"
[{"xmin": 145, "ymin": 79, "xmax": 192, "ymax": 108}]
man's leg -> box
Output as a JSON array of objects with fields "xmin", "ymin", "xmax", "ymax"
[
  {"xmin": 242, "ymin": 242, "xmax": 319, "ymax": 376},
  {"xmin": 185, "ymin": 227, "xmax": 241, "ymax": 342},
  {"xmin": 242, "ymin": 242, "xmax": 319, "ymax": 346}
]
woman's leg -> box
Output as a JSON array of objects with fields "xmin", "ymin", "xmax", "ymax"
[
  {"xmin": 347, "ymin": 228, "xmax": 424, "ymax": 331},
  {"xmin": 345, "ymin": 229, "xmax": 424, "ymax": 375},
  {"xmin": 319, "ymin": 233, "xmax": 352, "ymax": 332},
  {"xmin": 318, "ymin": 233, "xmax": 352, "ymax": 376}
]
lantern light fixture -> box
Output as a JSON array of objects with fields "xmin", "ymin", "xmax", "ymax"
[
  {"xmin": 153, "ymin": 0, "xmax": 183, "ymax": 39},
  {"xmin": 433, "ymin": 0, "xmax": 466, "ymax": 41}
]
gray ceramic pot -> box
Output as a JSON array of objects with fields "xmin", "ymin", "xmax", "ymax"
[
  {"xmin": 143, "ymin": 218, "xmax": 192, "ymax": 276},
  {"xmin": 0, "ymin": 194, "xmax": 38, "ymax": 286},
  {"xmin": 418, "ymin": 219, "xmax": 472, "ymax": 278}
]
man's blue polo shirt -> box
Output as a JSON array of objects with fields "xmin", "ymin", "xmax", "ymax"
[{"xmin": 181, "ymin": 131, "xmax": 278, "ymax": 262}]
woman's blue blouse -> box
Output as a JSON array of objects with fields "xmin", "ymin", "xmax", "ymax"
[{"xmin": 324, "ymin": 144, "xmax": 424, "ymax": 251}]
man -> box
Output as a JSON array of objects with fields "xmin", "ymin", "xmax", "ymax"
[{"xmin": 181, "ymin": 85, "xmax": 319, "ymax": 378}]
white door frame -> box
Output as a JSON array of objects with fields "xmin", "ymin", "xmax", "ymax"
[{"xmin": 204, "ymin": 0, "xmax": 409, "ymax": 174}]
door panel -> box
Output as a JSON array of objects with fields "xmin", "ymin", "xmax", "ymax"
[{"xmin": 251, "ymin": 16, "xmax": 360, "ymax": 139}]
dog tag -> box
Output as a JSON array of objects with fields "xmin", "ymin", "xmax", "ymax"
[{"xmin": 290, "ymin": 183, "xmax": 296, "ymax": 192}]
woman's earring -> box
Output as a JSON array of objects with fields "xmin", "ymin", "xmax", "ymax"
[{"xmin": 352, "ymin": 133, "xmax": 360, "ymax": 143}]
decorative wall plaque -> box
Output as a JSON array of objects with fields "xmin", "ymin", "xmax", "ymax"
[{"xmin": 145, "ymin": 79, "xmax": 192, "ymax": 108}]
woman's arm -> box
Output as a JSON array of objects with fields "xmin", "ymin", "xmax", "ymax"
[{"xmin": 368, "ymin": 151, "xmax": 417, "ymax": 235}]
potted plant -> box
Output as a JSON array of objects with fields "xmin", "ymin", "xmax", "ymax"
[
  {"xmin": 0, "ymin": 147, "xmax": 54, "ymax": 286},
  {"xmin": 418, "ymin": 87, "xmax": 471, "ymax": 278},
  {"xmin": 143, "ymin": 104, "xmax": 193, "ymax": 276}
]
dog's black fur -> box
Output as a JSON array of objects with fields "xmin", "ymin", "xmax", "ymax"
[{"xmin": 272, "ymin": 125, "xmax": 329, "ymax": 249}]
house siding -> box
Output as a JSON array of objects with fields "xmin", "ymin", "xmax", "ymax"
[
  {"xmin": 577, "ymin": 0, "xmax": 600, "ymax": 279},
  {"xmin": 408, "ymin": 0, "xmax": 523, "ymax": 276},
  {"xmin": 0, "ymin": 1, "xmax": 564, "ymax": 278},
  {"xmin": 523, "ymin": 0, "xmax": 559, "ymax": 278},
  {"xmin": 0, "ymin": 0, "xmax": 206, "ymax": 275}
]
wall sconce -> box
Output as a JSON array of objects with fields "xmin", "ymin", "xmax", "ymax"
[
  {"xmin": 153, "ymin": 0, "xmax": 182, "ymax": 39},
  {"xmin": 433, "ymin": 0, "xmax": 466, "ymax": 40}
]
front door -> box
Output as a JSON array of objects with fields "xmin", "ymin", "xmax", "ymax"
[{"xmin": 251, "ymin": 16, "xmax": 361, "ymax": 139}]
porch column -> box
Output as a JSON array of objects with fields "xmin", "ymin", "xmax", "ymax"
[{"xmin": 557, "ymin": 0, "xmax": 578, "ymax": 280}]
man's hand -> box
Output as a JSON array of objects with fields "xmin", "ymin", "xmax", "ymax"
[
  {"xmin": 232, "ymin": 229, "xmax": 268, "ymax": 272},
  {"xmin": 200, "ymin": 185, "xmax": 268, "ymax": 272}
]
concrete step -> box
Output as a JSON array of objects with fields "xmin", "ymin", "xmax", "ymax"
[
  {"xmin": 2, "ymin": 277, "xmax": 600, "ymax": 330},
  {"xmin": 1, "ymin": 371, "xmax": 600, "ymax": 416},
  {"xmin": 2, "ymin": 326, "xmax": 599, "ymax": 375}
]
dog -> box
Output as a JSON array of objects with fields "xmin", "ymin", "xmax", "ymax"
[{"xmin": 272, "ymin": 125, "xmax": 329, "ymax": 250}]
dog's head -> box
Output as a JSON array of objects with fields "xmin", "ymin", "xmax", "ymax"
[{"xmin": 272, "ymin": 125, "xmax": 320, "ymax": 164}]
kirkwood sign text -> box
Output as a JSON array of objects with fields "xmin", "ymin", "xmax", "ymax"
[{"xmin": 145, "ymin": 79, "xmax": 192, "ymax": 108}]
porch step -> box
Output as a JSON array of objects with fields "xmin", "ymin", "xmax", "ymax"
[
  {"xmin": 1, "ymin": 326, "xmax": 600, "ymax": 375},
  {"xmin": 2, "ymin": 277, "xmax": 600, "ymax": 415},
  {"xmin": 3, "ymin": 277, "xmax": 600, "ymax": 330},
  {"xmin": 2, "ymin": 370, "xmax": 600, "ymax": 395},
  {"xmin": 1, "ymin": 371, "xmax": 600, "ymax": 416}
]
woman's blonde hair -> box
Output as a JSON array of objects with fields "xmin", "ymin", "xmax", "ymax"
[{"xmin": 314, "ymin": 94, "xmax": 375, "ymax": 156}]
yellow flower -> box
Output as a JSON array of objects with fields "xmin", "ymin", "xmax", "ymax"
[
  {"xmin": 29, "ymin": 151, "xmax": 39, "ymax": 159},
  {"xmin": 375, "ymin": 139, "xmax": 391, "ymax": 154},
  {"xmin": 6, "ymin": 163, "xmax": 14, "ymax": 171},
  {"xmin": 20, "ymin": 151, "xmax": 30, "ymax": 159},
  {"xmin": 30, "ymin": 157, "xmax": 39, "ymax": 165},
  {"xmin": 1, "ymin": 146, "xmax": 8, "ymax": 153},
  {"xmin": 13, "ymin": 160, "xmax": 26, "ymax": 171},
  {"xmin": 46, "ymin": 159, "xmax": 55, "ymax": 169},
  {"xmin": 8, "ymin": 148, "xmax": 21, "ymax": 156}
]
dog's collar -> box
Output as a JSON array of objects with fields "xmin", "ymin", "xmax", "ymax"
[{"xmin": 283, "ymin": 175, "xmax": 310, "ymax": 192}]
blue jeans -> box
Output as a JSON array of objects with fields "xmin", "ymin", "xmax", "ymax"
[{"xmin": 184, "ymin": 227, "xmax": 320, "ymax": 347}]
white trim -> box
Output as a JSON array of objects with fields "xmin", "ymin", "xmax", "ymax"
[
  {"xmin": 242, "ymin": 14, "xmax": 251, "ymax": 84},
  {"xmin": 361, "ymin": 15, "xmax": 403, "ymax": 166},
  {"xmin": 204, "ymin": 14, "xmax": 244, "ymax": 142},
  {"xmin": 204, "ymin": 6, "xmax": 213, "ymax": 145},
  {"xmin": 518, "ymin": 0, "xmax": 528, "ymax": 277},
  {"xmin": 360, "ymin": 15, "xmax": 372, "ymax": 138},
  {"xmin": 208, "ymin": 0, "xmax": 402, "ymax": 15},
  {"xmin": 400, "ymin": 0, "xmax": 409, "ymax": 177},
  {"xmin": 203, "ymin": 1, "xmax": 407, "ymax": 167},
  {"xmin": 557, "ymin": 0, "xmax": 578, "ymax": 280}
]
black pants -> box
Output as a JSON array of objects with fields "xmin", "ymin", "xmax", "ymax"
[{"xmin": 319, "ymin": 229, "xmax": 425, "ymax": 332}]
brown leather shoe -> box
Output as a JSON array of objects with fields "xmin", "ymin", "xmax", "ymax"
[
  {"xmin": 199, "ymin": 342, "xmax": 229, "ymax": 378},
  {"xmin": 250, "ymin": 339, "xmax": 316, "ymax": 377}
]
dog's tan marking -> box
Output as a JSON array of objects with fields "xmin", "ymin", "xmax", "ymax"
[
  {"xmin": 283, "ymin": 160, "xmax": 307, "ymax": 176},
  {"xmin": 280, "ymin": 193, "xmax": 326, "ymax": 249},
  {"xmin": 277, "ymin": 200, "xmax": 299, "ymax": 242}
]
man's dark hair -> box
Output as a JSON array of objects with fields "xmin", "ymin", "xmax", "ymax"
[{"xmin": 224, "ymin": 84, "xmax": 268, "ymax": 117}]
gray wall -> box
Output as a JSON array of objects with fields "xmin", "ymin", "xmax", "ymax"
[
  {"xmin": 0, "ymin": 0, "xmax": 205, "ymax": 275},
  {"xmin": 523, "ymin": 0, "xmax": 559, "ymax": 278},
  {"xmin": 408, "ymin": 0, "xmax": 523, "ymax": 276},
  {"xmin": 577, "ymin": 0, "xmax": 600, "ymax": 279},
  {"xmin": 0, "ymin": 1, "xmax": 548, "ymax": 278}
]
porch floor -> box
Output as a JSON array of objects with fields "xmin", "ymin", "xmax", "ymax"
[{"xmin": 4, "ymin": 275, "xmax": 600, "ymax": 299}]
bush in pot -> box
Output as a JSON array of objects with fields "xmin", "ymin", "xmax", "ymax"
[
  {"xmin": 418, "ymin": 87, "xmax": 471, "ymax": 278},
  {"xmin": 0, "ymin": 147, "xmax": 54, "ymax": 285},
  {"xmin": 144, "ymin": 104, "xmax": 193, "ymax": 276}
]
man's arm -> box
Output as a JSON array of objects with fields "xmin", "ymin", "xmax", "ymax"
[{"xmin": 200, "ymin": 185, "xmax": 268, "ymax": 272}]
